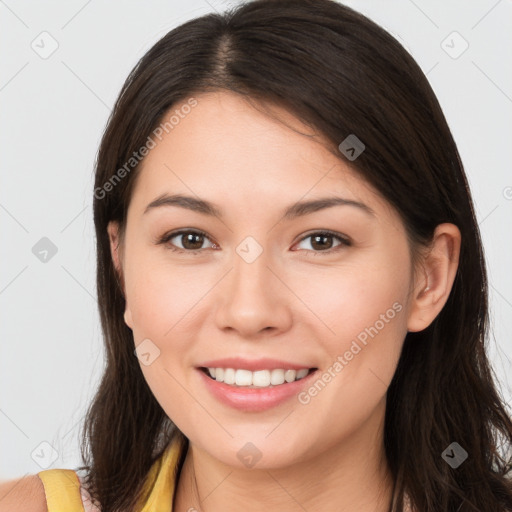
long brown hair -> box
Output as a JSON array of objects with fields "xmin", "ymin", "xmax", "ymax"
[{"xmin": 79, "ymin": 1, "xmax": 512, "ymax": 510}]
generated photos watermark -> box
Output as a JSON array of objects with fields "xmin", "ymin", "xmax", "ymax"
[
  {"xmin": 94, "ymin": 97, "xmax": 198, "ymax": 200},
  {"xmin": 297, "ymin": 301, "xmax": 403, "ymax": 405}
]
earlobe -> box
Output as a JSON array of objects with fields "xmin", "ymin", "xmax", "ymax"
[
  {"xmin": 124, "ymin": 309, "xmax": 133, "ymax": 329},
  {"xmin": 407, "ymin": 223, "xmax": 461, "ymax": 332}
]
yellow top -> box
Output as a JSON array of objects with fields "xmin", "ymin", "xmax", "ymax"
[{"xmin": 37, "ymin": 435, "xmax": 185, "ymax": 512}]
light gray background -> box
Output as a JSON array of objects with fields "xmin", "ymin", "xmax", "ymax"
[{"xmin": 1, "ymin": 0, "xmax": 511, "ymax": 480}]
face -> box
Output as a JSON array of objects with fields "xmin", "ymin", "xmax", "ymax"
[{"xmin": 110, "ymin": 91, "xmax": 422, "ymax": 469}]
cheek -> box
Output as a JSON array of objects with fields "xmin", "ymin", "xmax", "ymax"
[
  {"xmin": 296, "ymin": 246, "xmax": 411, "ymax": 397},
  {"xmin": 296, "ymin": 258, "xmax": 409, "ymax": 351},
  {"xmin": 123, "ymin": 252, "xmax": 205, "ymax": 426},
  {"xmin": 289, "ymin": 259, "xmax": 409, "ymax": 452},
  {"xmin": 124, "ymin": 250, "xmax": 215, "ymax": 403},
  {"xmin": 125, "ymin": 249, "xmax": 207, "ymax": 340}
]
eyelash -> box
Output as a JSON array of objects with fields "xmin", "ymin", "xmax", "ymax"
[{"xmin": 156, "ymin": 229, "xmax": 352, "ymax": 257}]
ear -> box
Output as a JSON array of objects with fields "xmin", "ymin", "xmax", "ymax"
[
  {"xmin": 407, "ymin": 223, "xmax": 461, "ymax": 332},
  {"xmin": 107, "ymin": 220, "xmax": 125, "ymax": 287},
  {"xmin": 107, "ymin": 221, "xmax": 133, "ymax": 329}
]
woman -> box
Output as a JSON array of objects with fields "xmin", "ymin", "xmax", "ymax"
[{"xmin": 2, "ymin": 0, "xmax": 511, "ymax": 510}]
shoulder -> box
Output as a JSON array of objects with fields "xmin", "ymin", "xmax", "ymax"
[{"xmin": 0, "ymin": 474, "xmax": 48, "ymax": 512}]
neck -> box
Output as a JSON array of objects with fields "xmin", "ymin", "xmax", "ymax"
[{"xmin": 173, "ymin": 399, "xmax": 394, "ymax": 512}]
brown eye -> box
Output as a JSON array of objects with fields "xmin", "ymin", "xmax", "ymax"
[
  {"xmin": 294, "ymin": 231, "xmax": 351, "ymax": 255},
  {"xmin": 310, "ymin": 233, "xmax": 335, "ymax": 250},
  {"xmin": 158, "ymin": 229, "xmax": 216, "ymax": 253},
  {"xmin": 177, "ymin": 232, "xmax": 206, "ymax": 250}
]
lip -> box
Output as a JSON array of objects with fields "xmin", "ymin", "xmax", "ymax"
[
  {"xmin": 197, "ymin": 357, "xmax": 313, "ymax": 372},
  {"xmin": 196, "ymin": 366, "xmax": 318, "ymax": 412}
]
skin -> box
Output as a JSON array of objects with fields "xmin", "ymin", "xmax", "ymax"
[{"xmin": 108, "ymin": 91, "xmax": 461, "ymax": 512}]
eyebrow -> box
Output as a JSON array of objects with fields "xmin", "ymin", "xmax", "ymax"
[{"xmin": 143, "ymin": 193, "xmax": 375, "ymax": 219}]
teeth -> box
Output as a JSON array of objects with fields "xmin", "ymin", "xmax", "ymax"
[
  {"xmin": 285, "ymin": 369, "xmax": 296, "ymax": 383},
  {"xmin": 235, "ymin": 369, "xmax": 253, "ymax": 386},
  {"xmin": 296, "ymin": 368, "xmax": 309, "ymax": 379},
  {"xmin": 207, "ymin": 367, "xmax": 311, "ymax": 387},
  {"xmin": 270, "ymin": 369, "xmax": 285, "ymax": 385},
  {"xmin": 223, "ymin": 368, "xmax": 236, "ymax": 385}
]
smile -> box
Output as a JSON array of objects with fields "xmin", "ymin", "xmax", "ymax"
[
  {"xmin": 201, "ymin": 367, "xmax": 316, "ymax": 388},
  {"xmin": 196, "ymin": 366, "xmax": 319, "ymax": 412}
]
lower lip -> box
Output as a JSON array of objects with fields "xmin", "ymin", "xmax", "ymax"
[{"xmin": 196, "ymin": 368, "xmax": 317, "ymax": 412}]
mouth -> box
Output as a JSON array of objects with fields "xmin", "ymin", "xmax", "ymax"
[
  {"xmin": 198, "ymin": 366, "xmax": 318, "ymax": 389},
  {"xmin": 196, "ymin": 365, "xmax": 319, "ymax": 412}
]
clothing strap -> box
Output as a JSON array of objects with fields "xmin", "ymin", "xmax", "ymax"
[
  {"xmin": 37, "ymin": 468, "xmax": 85, "ymax": 512},
  {"xmin": 37, "ymin": 435, "xmax": 185, "ymax": 512},
  {"xmin": 138, "ymin": 435, "xmax": 185, "ymax": 512}
]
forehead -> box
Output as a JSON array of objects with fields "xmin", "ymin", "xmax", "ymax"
[{"xmin": 129, "ymin": 91, "xmax": 385, "ymax": 215}]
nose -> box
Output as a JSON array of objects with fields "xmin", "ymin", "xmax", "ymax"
[{"xmin": 214, "ymin": 246, "xmax": 293, "ymax": 339}]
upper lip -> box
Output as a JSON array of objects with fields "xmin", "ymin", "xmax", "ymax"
[{"xmin": 197, "ymin": 357, "xmax": 315, "ymax": 372}]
